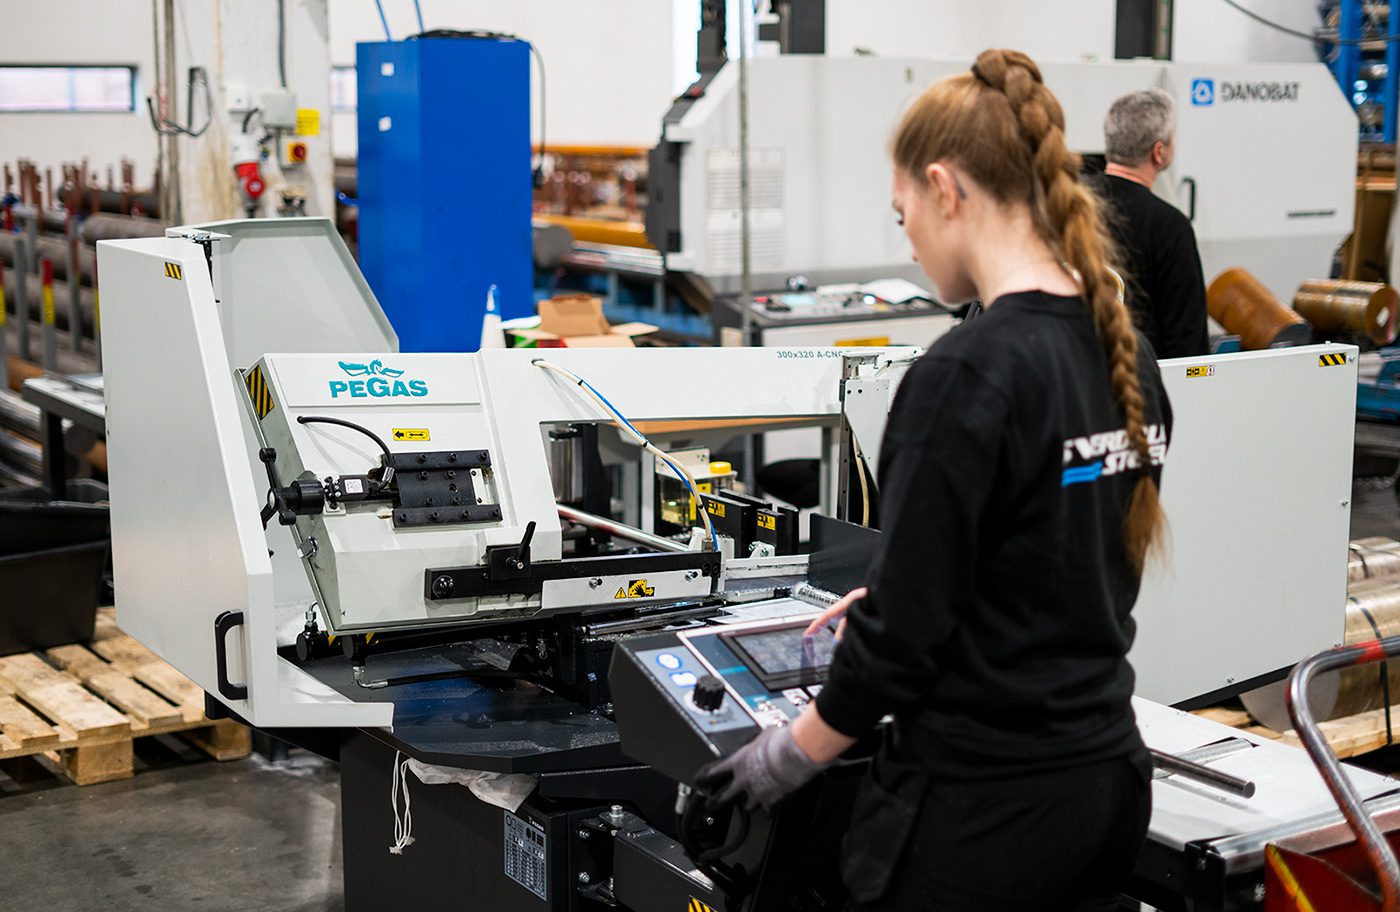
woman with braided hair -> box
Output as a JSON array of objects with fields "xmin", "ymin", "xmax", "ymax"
[{"xmin": 697, "ymin": 48, "xmax": 1172, "ymax": 910}]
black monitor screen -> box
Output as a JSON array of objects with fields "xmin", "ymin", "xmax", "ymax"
[{"xmin": 725, "ymin": 625, "xmax": 835, "ymax": 688}]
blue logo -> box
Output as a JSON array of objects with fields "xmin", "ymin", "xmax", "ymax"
[
  {"xmin": 1191, "ymin": 78, "xmax": 1215, "ymax": 107},
  {"xmin": 329, "ymin": 359, "xmax": 427, "ymax": 399},
  {"xmin": 1061, "ymin": 461, "xmax": 1104, "ymax": 488}
]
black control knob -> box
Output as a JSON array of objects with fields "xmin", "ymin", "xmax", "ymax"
[{"xmin": 692, "ymin": 675, "xmax": 726, "ymax": 712}]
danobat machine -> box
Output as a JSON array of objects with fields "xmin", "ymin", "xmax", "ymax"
[{"xmin": 98, "ymin": 218, "xmax": 1386, "ymax": 911}]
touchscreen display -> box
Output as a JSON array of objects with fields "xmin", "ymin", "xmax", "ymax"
[{"xmin": 729, "ymin": 626, "xmax": 836, "ymax": 676}]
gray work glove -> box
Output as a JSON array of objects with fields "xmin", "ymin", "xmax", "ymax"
[{"xmin": 694, "ymin": 724, "xmax": 826, "ymax": 812}]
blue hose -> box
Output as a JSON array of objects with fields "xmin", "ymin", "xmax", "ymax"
[{"xmin": 374, "ymin": 0, "xmax": 392, "ymax": 40}]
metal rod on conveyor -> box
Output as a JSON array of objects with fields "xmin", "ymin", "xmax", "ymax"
[
  {"xmin": 1149, "ymin": 749, "xmax": 1256, "ymax": 799},
  {"xmin": 557, "ymin": 504, "xmax": 688, "ymax": 553}
]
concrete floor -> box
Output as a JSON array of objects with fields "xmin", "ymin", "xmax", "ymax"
[
  {"xmin": 0, "ymin": 744, "xmax": 344, "ymax": 912},
  {"xmin": 0, "ymin": 475, "xmax": 1397, "ymax": 910}
]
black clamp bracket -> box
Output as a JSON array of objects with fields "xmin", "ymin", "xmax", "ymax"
[{"xmin": 258, "ymin": 447, "xmax": 325, "ymax": 529}]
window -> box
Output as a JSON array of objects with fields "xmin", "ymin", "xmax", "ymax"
[
  {"xmin": 0, "ymin": 65, "xmax": 136, "ymax": 113},
  {"xmin": 331, "ymin": 66, "xmax": 357, "ymax": 112}
]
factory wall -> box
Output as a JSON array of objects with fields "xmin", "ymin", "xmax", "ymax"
[
  {"xmin": 328, "ymin": 1, "xmax": 679, "ymax": 159},
  {"xmin": 0, "ymin": 0, "xmax": 1334, "ymax": 208},
  {"xmin": 0, "ymin": 2, "xmax": 160, "ymax": 183},
  {"xmin": 0, "ymin": 0, "xmax": 333, "ymax": 221},
  {"xmin": 1173, "ymin": 0, "xmax": 1319, "ymax": 63},
  {"xmin": 825, "ymin": 1, "xmax": 1119, "ymax": 61},
  {"xmin": 169, "ymin": 0, "xmax": 335, "ymax": 222}
]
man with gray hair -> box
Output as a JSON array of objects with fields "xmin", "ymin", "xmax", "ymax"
[{"xmin": 1096, "ymin": 88, "xmax": 1209, "ymax": 358}]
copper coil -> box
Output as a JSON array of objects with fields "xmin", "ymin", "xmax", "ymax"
[
  {"xmin": 1349, "ymin": 537, "xmax": 1400, "ymax": 583},
  {"xmin": 1242, "ymin": 577, "xmax": 1400, "ymax": 729},
  {"xmin": 1323, "ymin": 580, "xmax": 1400, "ymax": 723},
  {"xmin": 1207, "ymin": 268, "xmax": 1311, "ymax": 350},
  {"xmin": 1294, "ymin": 279, "xmax": 1399, "ymax": 345}
]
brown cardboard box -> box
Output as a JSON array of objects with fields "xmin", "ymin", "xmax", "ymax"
[{"xmin": 507, "ymin": 294, "xmax": 657, "ymax": 348}]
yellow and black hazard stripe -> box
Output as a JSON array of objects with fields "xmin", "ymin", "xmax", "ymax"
[
  {"xmin": 164, "ymin": 261, "xmax": 183, "ymax": 281},
  {"xmin": 1318, "ymin": 352, "xmax": 1347, "ymax": 368},
  {"xmin": 245, "ymin": 365, "xmax": 276, "ymax": 420},
  {"xmin": 687, "ymin": 899, "xmax": 717, "ymax": 912}
]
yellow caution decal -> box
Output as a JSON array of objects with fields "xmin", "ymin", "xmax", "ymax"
[
  {"xmin": 688, "ymin": 899, "xmax": 717, "ymax": 912},
  {"xmin": 164, "ymin": 262, "xmax": 183, "ymax": 281},
  {"xmin": 392, "ymin": 428, "xmax": 430, "ymax": 442},
  {"xmin": 614, "ymin": 579, "xmax": 657, "ymax": 600},
  {"xmin": 706, "ymin": 501, "xmax": 726, "ymax": 518},
  {"xmin": 757, "ymin": 513, "xmax": 777, "ymax": 531},
  {"xmin": 1318, "ymin": 352, "xmax": 1347, "ymax": 368},
  {"xmin": 1184, "ymin": 365, "xmax": 1215, "ymax": 379},
  {"xmin": 245, "ymin": 365, "xmax": 276, "ymax": 420}
]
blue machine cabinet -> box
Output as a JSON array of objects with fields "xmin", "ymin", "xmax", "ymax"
[{"xmin": 357, "ymin": 37, "xmax": 533, "ymax": 351}]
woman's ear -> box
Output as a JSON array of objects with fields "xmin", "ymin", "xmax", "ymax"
[{"xmin": 924, "ymin": 163, "xmax": 961, "ymax": 220}]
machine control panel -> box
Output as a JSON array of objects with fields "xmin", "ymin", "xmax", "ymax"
[{"xmin": 610, "ymin": 606, "xmax": 834, "ymax": 783}]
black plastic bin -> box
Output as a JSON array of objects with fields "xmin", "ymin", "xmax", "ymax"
[
  {"xmin": 0, "ymin": 540, "xmax": 109, "ymax": 654},
  {"xmin": 0, "ymin": 480, "xmax": 111, "ymax": 655}
]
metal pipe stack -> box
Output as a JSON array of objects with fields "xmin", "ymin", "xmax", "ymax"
[{"xmin": 1244, "ymin": 536, "xmax": 1400, "ymax": 730}]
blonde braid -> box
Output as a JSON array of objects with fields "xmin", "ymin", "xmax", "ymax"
[{"xmin": 972, "ymin": 49, "xmax": 1164, "ymax": 571}]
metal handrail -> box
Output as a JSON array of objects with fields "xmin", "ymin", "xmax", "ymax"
[{"xmin": 1287, "ymin": 636, "xmax": 1400, "ymax": 912}]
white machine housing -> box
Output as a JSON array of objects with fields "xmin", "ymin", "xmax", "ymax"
[
  {"xmin": 248, "ymin": 346, "xmax": 910, "ymax": 633},
  {"xmin": 99, "ymin": 221, "xmax": 1356, "ymax": 729},
  {"xmin": 664, "ymin": 56, "xmax": 1356, "ymax": 304}
]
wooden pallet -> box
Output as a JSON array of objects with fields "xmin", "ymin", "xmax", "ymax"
[
  {"xmin": 0, "ymin": 609, "xmax": 250, "ymax": 785},
  {"xmin": 1192, "ymin": 705, "xmax": 1400, "ymax": 761}
]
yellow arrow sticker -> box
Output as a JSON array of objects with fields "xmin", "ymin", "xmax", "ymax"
[{"xmin": 392, "ymin": 428, "xmax": 430, "ymax": 442}]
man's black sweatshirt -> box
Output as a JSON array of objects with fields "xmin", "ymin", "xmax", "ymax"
[
  {"xmin": 1096, "ymin": 173, "xmax": 1210, "ymax": 359},
  {"xmin": 814, "ymin": 291, "xmax": 1173, "ymax": 779}
]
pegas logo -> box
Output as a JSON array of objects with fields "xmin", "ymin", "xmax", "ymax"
[{"xmin": 329, "ymin": 359, "xmax": 428, "ymax": 399}]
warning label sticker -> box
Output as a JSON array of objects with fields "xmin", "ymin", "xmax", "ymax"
[
  {"xmin": 164, "ymin": 262, "xmax": 183, "ymax": 281},
  {"xmin": 503, "ymin": 812, "xmax": 547, "ymax": 901},
  {"xmin": 1184, "ymin": 364, "xmax": 1215, "ymax": 379},
  {"xmin": 757, "ymin": 513, "xmax": 777, "ymax": 531},
  {"xmin": 1318, "ymin": 352, "xmax": 1347, "ymax": 368},
  {"xmin": 392, "ymin": 428, "xmax": 430, "ymax": 442},
  {"xmin": 614, "ymin": 579, "xmax": 657, "ymax": 600},
  {"xmin": 295, "ymin": 108, "xmax": 321, "ymax": 137},
  {"xmin": 245, "ymin": 365, "xmax": 275, "ymax": 420}
]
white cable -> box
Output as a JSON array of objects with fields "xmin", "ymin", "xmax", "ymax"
[
  {"xmin": 389, "ymin": 750, "xmax": 415, "ymax": 854},
  {"xmin": 850, "ymin": 430, "xmax": 871, "ymax": 528},
  {"xmin": 534, "ymin": 360, "xmax": 719, "ymax": 548}
]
